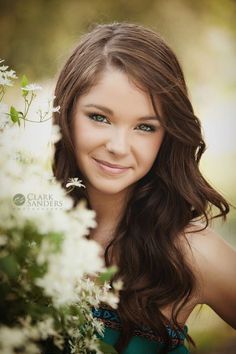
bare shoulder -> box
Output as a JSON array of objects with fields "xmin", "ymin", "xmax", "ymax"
[{"xmin": 181, "ymin": 221, "xmax": 236, "ymax": 329}]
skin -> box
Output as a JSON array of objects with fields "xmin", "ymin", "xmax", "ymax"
[
  {"xmin": 72, "ymin": 66, "xmax": 236, "ymax": 328},
  {"xmin": 72, "ymin": 66, "xmax": 164, "ymax": 239},
  {"xmin": 185, "ymin": 224, "xmax": 236, "ymax": 329},
  {"xmin": 160, "ymin": 224, "xmax": 236, "ymax": 328}
]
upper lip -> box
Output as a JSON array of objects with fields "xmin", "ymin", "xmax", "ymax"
[{"xmin": 94, "ymin": 158, "xmax": 129, "ymax": 169}]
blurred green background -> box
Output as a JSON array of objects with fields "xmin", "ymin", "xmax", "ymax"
[{"xmin": 1, "ymin": 0, "xmax": 235, "ymax": 352}]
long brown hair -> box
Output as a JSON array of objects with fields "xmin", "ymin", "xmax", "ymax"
[{"xmin": 52, "ymin": 22, "xmax": 229, "ymax": 353}]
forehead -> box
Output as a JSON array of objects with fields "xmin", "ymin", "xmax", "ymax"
[{"xmin": 77, "ymin": 67, "xmax": 157, "ymax": 117}]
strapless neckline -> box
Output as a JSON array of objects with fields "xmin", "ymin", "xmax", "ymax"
[{"xmin": 92, "ymin": 304, "xmax": 188, "ymax": 346}]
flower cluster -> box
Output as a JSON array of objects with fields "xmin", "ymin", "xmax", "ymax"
[
  {"xmin": 0, "ymin": 59, "xmax": 17, "ymax": 88},
  {"xmin": 0, "ymin": 61, "xmax": 121, "ymax": 354}
]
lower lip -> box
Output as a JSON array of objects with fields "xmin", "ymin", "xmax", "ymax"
[{"xmin": 93, "ymin": 159, "xmax": 130, "ymax": 175}]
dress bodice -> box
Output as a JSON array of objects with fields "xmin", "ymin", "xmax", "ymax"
[{"xmin": 92, "ymin": 305, "xmax": 189, "ymax": 354}]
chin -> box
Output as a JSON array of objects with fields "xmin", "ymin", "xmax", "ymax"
[
  {"xmin": 96, "ymin": 186, "xmax": 128, "ymax": 195},
  {"xmin": 90, "ymin": 181, "xmax": 132, "ymax": 195}
]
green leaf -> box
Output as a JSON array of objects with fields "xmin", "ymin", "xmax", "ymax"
[
  {"xmin": 98, "ymin": 339, "xmax": 118, "ymax": 354},
  {"xmin": 21, "ymin": 75, "xmax": 29, "ymax": 97},
  {"xmin": 47, "ymin": 231, "xmax": 64, "ymax": 253},
  {"xmin": 0, "ymin": 255, "xmax": 19, "ymax": 278},
  {"xmin": 21, "ymin": 75, "xmax": 28, "ymax": 88},
  {"xmin": 10, "ymin": 106, "xmax": 20, "ymax": 125},
  {"xmin": 98, "ymin": 266, "xmax": 118, "ymax": 284},
  {"xmin": 22, "ymin": 89, "xmax": 28, "ymax": 98}
]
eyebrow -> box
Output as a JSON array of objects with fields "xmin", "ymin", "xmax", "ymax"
[{"xmin": 83, "ymin": 104, "xmax": 160, "ymax": 121}]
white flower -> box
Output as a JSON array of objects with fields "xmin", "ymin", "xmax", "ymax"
[
  {"xmin": 36, "ymin": 238, "xmax": 104, "ymax": 306},
  {"xmin": 0, "ymin": 77, "xmax": 12, "ymax": 86},
  {"xmin": 50, "ymin": 124, "xmax": 61, "ymax": 143},
  {"xmin": 0, "ymin": 326, "xmax": 26, "ymax": 347},
  {"xmin": 36, "ymin": 317, "xmax": 57, "ymax": 340},
  {"xmin": 52, "ymin": 105, "xmax": 60, "ymax": 113},
  {"xmin": 100, "ymin": 291, "xmax": 119, "ymax": 309},
  {"xmin": 0, "ymin": 60, "xmax": 17, "ymax": 87},
  {"xmin": 22, "ymin": 83, "xmax": 42, "ymax": 92},
  {"xmin": 66, "ymin": 177, "xmax": 86, "ymax": 189},
  {"xmin": 103, "ymin": 281, "xmax": 112, "ymax": 291},
  {"xmin": 0, "ymin": 325, "xmax": 40, "ymax": 354},
  {"xmin": 85, "ymin": 336, "xmax": 103, "ymax": 354},
  {"xmin": 0, "ymin": 65, "xmax": 9, "ymax": 71},
  {"xmin": 92, "ymin": 318, "xmax": 105, "ymax": 336},
  {"xmin": 113, "ymin": 278, "xmax": 123, "ymax": 291},
  {"xmin": 5, "ymin": 69, "xmax": 17, "ymax": 80},
  {"xmin": 0, "ymin": 77, "xmax": 119, "ymax": 354}
]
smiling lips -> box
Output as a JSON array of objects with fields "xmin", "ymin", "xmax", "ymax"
[{"xmin": 93, "ymin": 158, "xmax": 130, "ymax": 175}]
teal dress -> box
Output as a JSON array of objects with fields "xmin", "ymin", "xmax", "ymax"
[{"xmin": 92, "ymin": 306, "xmax": 189, "ymax": 354}]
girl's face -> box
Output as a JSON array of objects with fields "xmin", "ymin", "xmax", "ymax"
[{"xmin": 72, "ymin": 67, "xmax": 165, "ymax": 196}]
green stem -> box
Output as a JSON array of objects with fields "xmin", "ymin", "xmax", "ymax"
[
  {"xmin": 0, "ymin": 86, "xmax": 5, "ymax": 102},
  {"xmin": 22, "ymin": 92, "xmax": 35, "ymax": 126},
  {"xmin": 65, "ymin": 187, "xmax": 75, "ymax": 195},
  {"xmin": 40, "ymin": 111, "xmax": 48, "ymax": 122},
  {"xmin": 19, "ymin": 116, "xmax": 52, "ymax": 123},
  {"xmin": 23, "ymin": 96, "xmax": 28, "ymax": 127}
]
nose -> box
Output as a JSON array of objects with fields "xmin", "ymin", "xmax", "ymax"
[{"xmin": 106, "ymin": 128, "xmax": 130, "ymax": 156}]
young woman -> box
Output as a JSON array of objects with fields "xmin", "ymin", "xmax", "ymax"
[{"xmin": 52, "ymin": 23, "xmax": 236, "ymax": 354}]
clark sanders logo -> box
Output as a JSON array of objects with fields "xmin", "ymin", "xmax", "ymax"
[{"xmin": 12, "ymin": 193, "xmax": 63, "ymax": 209}]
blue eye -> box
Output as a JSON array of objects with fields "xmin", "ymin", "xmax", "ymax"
[
  {"xmin": 137, "ymin": 124, "xmax": 156, "ymax": 132},
  {"xmin": 88, "ymin": 113, "xmax": 109, "ymax": 124}
]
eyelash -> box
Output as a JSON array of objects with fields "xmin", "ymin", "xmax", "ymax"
[
  {"xmin": 87, "ymin": 113, "xmax": 157, "ymax": 133},
  {"xmin": 88, "ymin": 113, "xmax": 108, "ymax": 124}
]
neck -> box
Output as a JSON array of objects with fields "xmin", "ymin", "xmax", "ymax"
[
  {"xmin": 86, "ymin": 186, "xmax": 133, "ymax": 260},
  {"xmin": 87, "ymin": 186, "xmax": 131, "ymax": 228}
]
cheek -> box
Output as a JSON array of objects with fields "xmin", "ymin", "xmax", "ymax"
[
  {"xmin": 137, "ymin": 138, "xmax": 163, "ymax": 168},
  {"xmin": 73, "ymin": 120, "xmax": 96, "ymax": 153}
]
